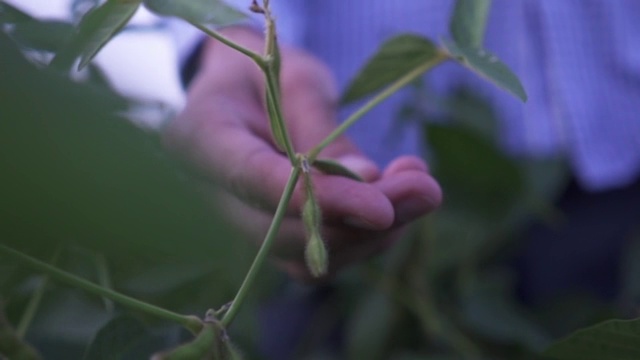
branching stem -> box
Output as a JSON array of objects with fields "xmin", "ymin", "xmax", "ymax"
[
  {"xmin": 221, "ymin": 166, "xmax": 301, "ymax": 327},
  {"xmin": 308, "ymin": 51, "xmax": 449, "ymax": 161},
  {"xmin": 0, "ymin": 244, "xmax": 203, "ymax": 335}
]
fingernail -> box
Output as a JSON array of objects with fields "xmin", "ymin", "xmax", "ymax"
[{"xmin": 336, "ymin": 155, "xmax": 379, "ymax": 181}]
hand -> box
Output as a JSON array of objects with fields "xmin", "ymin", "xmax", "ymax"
[{"xmin": 162, "ymin": 27, "xmax": 442, "ymax": 282}]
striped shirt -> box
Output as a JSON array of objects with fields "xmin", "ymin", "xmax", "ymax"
[
  {"xmin": 9, "ymin": 0, "xmax": 640, "ymax": 191},
  {"xmin": 288, "ymin": 0, "xmax": 640, "ymax": 191}
]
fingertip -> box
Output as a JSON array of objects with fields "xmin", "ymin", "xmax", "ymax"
[
  {"xmin": 375, "ymin": 169, "xmax": 443, "ymax": 226},
  {"xmin": 383, "ymin": 155, "xmax": 430, "ymax": 176}
]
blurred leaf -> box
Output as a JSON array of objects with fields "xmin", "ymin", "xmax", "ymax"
[
  {"xmin": 442, "ymin": 38, "xmax": 527, "ymax": 101},
  {"xmin": 50, "ymin": 0, "xmax": 141, "ymax": 71},
  {"xmin": 0, "ymin": 2, "xmax": 34, "ymax": 24},
  {"xmin": 313, "ymin": 159, "xmax": 363, "ymax": 182},
  {"xmin": 0, "ymin": 31, "xmax": 238, "ymax": 261},
  {"xmin": 122, "ymin": 262, "xmax": 212, "ymax": 296},
  {"xmin": 426, "ymin": 124, "xmax": 524, "ymax": 219},
  {"xmin": 83, "ymin": 315, "xmax": 149, "ymax": 360},
  {"xmin": 544, "ymin": 318, "xmax": 640, "ymax": 360},
  {"xmin": 342, "ymin": 34, "xmax": 439, "ymax": 104},
  {"xmin": 443, "ymin": 88, "xmax": 499, "ymax": 141},
  {"xmin": 450, "ymin": 0, "xmax": 491, "ymax": 48},
  {"xmin": 9, "ymin": 20, "xmax": 74, "ymax": 52},
  {"xmin": 346, "ymin": 291, "xmax": 394, "ymax": 360},
  {"xmin": 143, "ymin": 0, "xmax": 246, "ymax": 27},
  {"xmin": 460, "ymin": 270, "xmax": 551, "ymax": 352},
  {"xmin": 0, "ymin": 305, "xmax": 41, "ymax": 360}
]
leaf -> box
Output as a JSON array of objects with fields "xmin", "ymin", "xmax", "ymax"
[
  {"xmin": 346, "ymin": 291, "xmax": 394, "ymax": 360},
  {"xmin": 83, "ymin": 315, "xmax": 149, "ymax": 360},
  {"xmin": 142, "ymin": 0, "xmax": 246, "ymax": 27},
  {"xmin": 0, "ymin": 2, "xmax": 34, "ymax": 24},
  {"xmin": 1, "ymin": 32, "xmax": 239, "ymax": 261},
  {"xmin": 442, "ymin": 38, "xmax": 527, "ymax": 102},
  {"xmin": 426, "ymin": 124, "xmax": 525, "ymax": 219},
  {"xmin": 459, "ymin": 271, "xmax": 551, "ymax": 352},
  {"xmin": 424, "ymin": 124, "xmax": 525, "ymax": 272},
  {"xmin": 544, "ymin": 318, "xmax": 640, "ymax": 360},
  {"xmin": 313, "ymin": 159, "xmax": 364, "ymax": 182},
  {"xmin": 9, "ymin": 20, "xmax": 74, "ymax": 52},
  {"xmin": 450, "ymin": 0, "xmax": 492, "ymax": 48},
  {"xmin": 342, "ymin": 34, "xmax": 439, "ymax": 104},
  {"xmin": 50, "ymin": 0, "xmax": 141, "ymax": 71}
]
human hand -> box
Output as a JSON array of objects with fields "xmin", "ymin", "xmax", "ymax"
[{"xmin": 163, "ymin": 27, "xmax": 442, "ymax": 282}]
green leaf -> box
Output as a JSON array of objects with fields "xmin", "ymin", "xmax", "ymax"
[
  {"xmin": 544, "ymin": 318, "xmax": 640, "ymax": 360},
  {"xmin": 442, "ymin": 38, "xmax": 527, "ymax": 102},
  {"xmin": 342, "ymin": 34, "xmax": 440, "ymax": 104},
  {"xmin": 50, "ymin": 0, "xmax": 141, "ymax": 71},
  {"xmin": 450, "ymin": 0, "xmax": 492, "ymax": 48},
  {"xmin": 459, "ymin": 271, "xmax": 551, "ymax": 352},
  {"xmin": 83, "ymin": 315, "xmax": 149, "ymax": 360},
  {"xmin": 142, "ymin": 0, "xmax": 246, "ymax": 27},
  {"xmin": 346, "ymin": 291, "xmax": 394, "ymax": 360},
  {"xmin": 424, "ymin": 124, "xmax": 525, "ymax": 272},
  {"xmin": 0, "ymin": 2, "xmax": 34, "ymax": 24},
  {"xmin": 9, "ymin": 20, "xmax": 74, "ymax": 52},
  {"xmin": 0, "ymin": 32, "xmax": 239, "ymax": 261},
  {"xmin": 313, "ymin": 159, "xmax": 364, "ymax": 182}
]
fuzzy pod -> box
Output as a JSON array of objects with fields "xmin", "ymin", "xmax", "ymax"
[{"xmin": 305, "ymin": 230, "xmax": 328, "ymax": 277}]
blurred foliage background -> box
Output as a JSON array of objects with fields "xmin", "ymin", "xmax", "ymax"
[{"xmin": 2, "ymin": 2, "xmax": 640, "ymax": 359}]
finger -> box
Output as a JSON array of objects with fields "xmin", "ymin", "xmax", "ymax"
[
  {"xmin": 382, "ymin": 155, "xmax": 430, "ymax": 174},
  {"xmin": 375, "ymin": 163, "xmax": 443, "ymax": 227}
]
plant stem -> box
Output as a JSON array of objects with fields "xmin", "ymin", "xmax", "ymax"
[
  {"xmin": 95, "ymin": 252, "xmax": 115, "ymax": 313},
  {"xmin": 0, "ymin": 244, "xmax": 202, "ymax": 335},
  {"xmin": 16, "ymin": 249, "xmax": 60, "ymax": 339},
  {"xmin": 16, "ymin": 276, "xmax": 47, "ymax": 339},
  {"xmin": 264, "ymin": 67, "xmax": 296, "ymax": 163},
  {"xmin": 365, "ymin": 265, "xmax": 481, "ymax": 359},
  {"xmin": 191, "ymin": 23, "xmax": 265, "ymax": 66},
  {"xmin": 308, "ymin": 51, "xmax": 449, "ymax": 161},
  {"xmin": 221, "ymin": 166, "xmax": 301, "ymax": 327}
]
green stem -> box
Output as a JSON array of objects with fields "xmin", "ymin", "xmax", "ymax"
[
  {"xmin": 16, "ymin": 276, "xmax": 47, "ymax": 339},
  {"xmin": 221, "ymin": 166, "xmax": 301, "ymax": 327},
  {"xmin": 95, "ymin": 252, "xmax": 115, "ymax": 313},
  {"xmin": 308, "ymin": 51, "xmax": 449, "ymax": 161},
  {"xmin": 191, "ymin": 23, "xmax": 266, "ymax": 66},
  {"xmin": 0, "ymin": 244, "xmax": 202, "ymax": 335},
  {"xmin": 365, "ymin": 265, "xmax": 481, "ymax": 359},
  {"xmin": 16, "ymin": 249, "xmax": 60, "ymax": 339},
  {"xmin": 265, "ymin": 66, "xmax": 296, "ymax": 163}
]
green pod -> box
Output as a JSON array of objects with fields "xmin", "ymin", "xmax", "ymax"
[{"xmin": 305, "ymin": 230, "xmax": 328, "ymax": 277}]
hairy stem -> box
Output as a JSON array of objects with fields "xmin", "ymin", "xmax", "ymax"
[
  {"xmin": 264, "ymin": 66, "xmax": 296, "ymax": 163},
  {"xmin": 192, "ymin": 23, "xmax": 265, "ymax": 66},
  {"xmin": 0, "ymin": 244, "xmax": 202, "ymax": 335},
  {"xmin": 308, "ymin": 51, "xmax": 449, "ymax": 161},
  {"xmin": 221, "ymin": 166, "xmax": 301, "ymax": 327}
]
